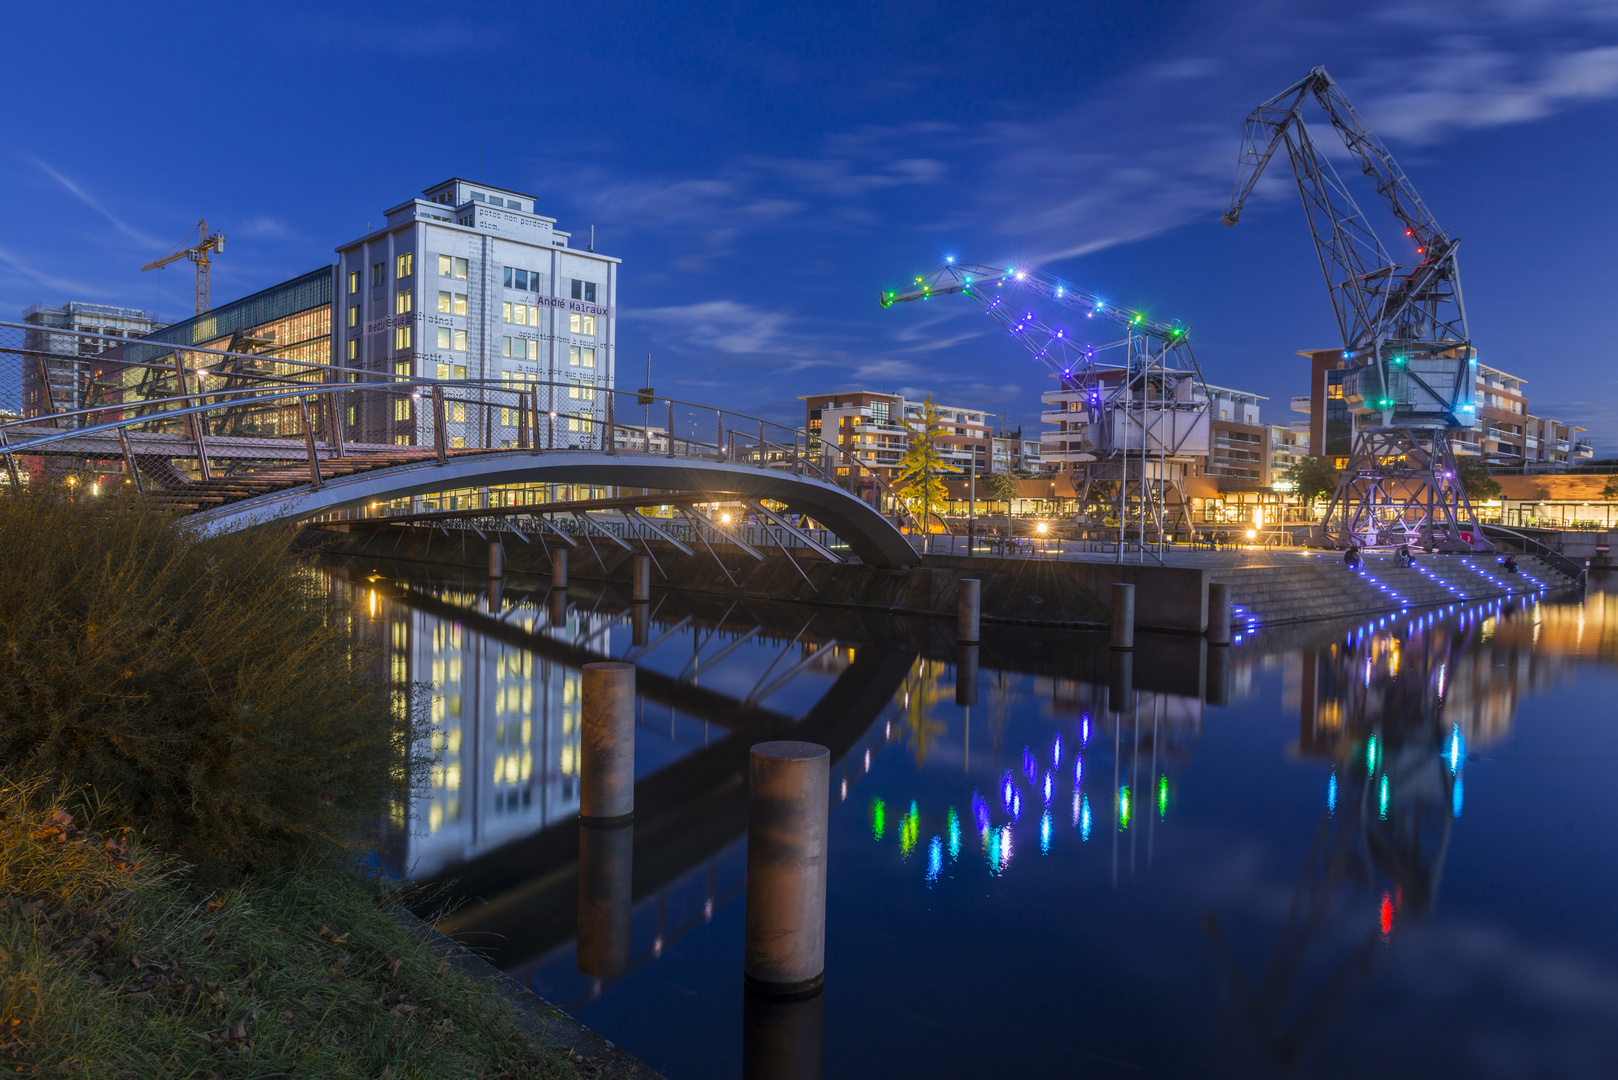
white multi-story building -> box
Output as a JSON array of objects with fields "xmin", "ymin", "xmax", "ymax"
[
  {"xmin": 335, "ymin": 178, "xmax": 618, "ymax": 448},
  {"xmin": 21, "ymin": 302, "xmax": 166, "ymax": 423}
]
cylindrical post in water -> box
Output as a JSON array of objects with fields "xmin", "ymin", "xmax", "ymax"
[
  {"xmin": 576, "ymin": 821, "xmax": 634, "ymax": 979},
  {"xmin": 1208, "ymin": 582, "xmax": 1232, "ymax": 646},
  {"xmin": 956, "ymin": 578, "xmax": 981, "ymax": 644},
  {"xmin": 580, "ymin": 662, "xmax": 636, "ymax": 825},
  {"xmin": 488, "ymin": 541, "xmax": 504, "ymax": 579},
  {"xmin": 955, "ymin": 644, "xmax": 979, "ymax": 706},
  {"xmin": 1111, "ymin": 582, "xmax": 1135, "ymax": 650},
  {"xmin": 745, "ymin": 741, "xmax": 830, "ymax": 999},
  {"xmin": 1206, "ymin": 642, "xmax": 1230, "ymax": 706},
  {"xmin": 1109, "ymin": 650, "xmax": 1134, "ymax": 713},
  {"xmin": 743, "ymin": 986, "xmax": 824, "ymax": 1080},
  {"xmin": 631, "ymin": 602, "xmax": 650, "ymax": 647},
  {"xmin": 632, "ymin": 554, "xmax": 651, "ymax": 602},
  {"xmin": 552, "ymin": 547, "xmax": 569, "ymax": 589}
]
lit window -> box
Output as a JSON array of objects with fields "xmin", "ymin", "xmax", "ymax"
[
  {"xmin": 394, "ymin": 362, "xmax": 410, "ymax": 377},
  {"xmin": 438, "ymin": 291, "xmax": 452, "ymax": 313},
  {"xmin": 569, "ymin": 346, "xmax": 595, "ymax": 368},
  {"xmin": 397, "ymin": 253, "xmax": 413, "ymax": 277},
  {"xmin": 514, "ymin": 305, "xmax": 527, "ymax": 326},
  {"xmin": 346, "ymin": 338, "xmax": 357, "ymax": 361},
  {"xmin": 395, "ymin": 290, "xmax": 412, "ymax": 314},
  {"xmin": 453, "ymin": 293, "xmax": 467, "ymax": 316},
  {"xmin": 348, "ymin": 304, "xmax": 359, "ymax": 328},
  {"xmin": 527, "ymin": 339, "xmax": 539, "ymax": 361},
  {"xmin": 438, "ymin": 255, "xmax": 469, "ymax": 279},
  {"xmin": 371, "ymin": 263, "xmax": 385, "ymax": 287},
  {"xmin": 395, "ymin": 435, "xmax": 411, "ymax": 446},
  {"xmin": 569, "ymin": 313, "xmax": 596, "ymax": 335},
  {"xmin": 451, "ymin": 403, "xmax": 466, "ymax": 422},
  {"xmin": 570, "ymin": 279, "xmax": 597, "ymax": 302},
  {"xmin": 393, "ymin": 398, "xmax": 410, "ymax": 421},
  {"xmin": 453, "ymin": 329, "xmax": 467, "ymax": 351},
  {"xmin": 502, "ymin": 301, "xmax": 512, "ymax": 323},
  {"xmin": 395, "ymin": 326, "xmax": 412, "ymax": 350},
  {"xmin": 437, "ymin": 363, "xmax": 451, "ymax": 379},
  {"xmin": 348, "ymin": 271, "xmax": 360, "ymax": 294},
  {"xmin": 437, "ymin": 327, "xmax": 451, "ymax": 350},
  {"xmin": 502, "ymin": 336, "xmax": 512, "ymax": 357},
  {"xmin": 451, "ymin": 436, "xmax": 466, "ymax": 448}
]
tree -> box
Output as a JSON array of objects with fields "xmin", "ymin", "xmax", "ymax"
[
  {"xmin": 983, "ymin": 470, "xmax": 1019, "ymax": 516},
  {"xmin": 1283, "ymin": 455, "xmax": 1339, "ymax": 505},
  {"xmin": 896, "ymin": 395, "xmax": 950, "ymax": 550},
  {"xmin": 1456, "ymin": 457, "xmax": 1501, "ymax": 502},
  {"xmin": 1601, "ymin": 475, "xmax": 1618, "ymax": 501}
]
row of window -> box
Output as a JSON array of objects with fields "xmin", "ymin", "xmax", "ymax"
[
  {"xmin": 499, "ymin": 303, "xmax": 597, "ymax": 335},
  {"xmin": 500, "ymin": 338, "xmax": 597, "ymax": 367}
]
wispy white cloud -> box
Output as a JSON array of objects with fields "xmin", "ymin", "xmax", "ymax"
[
  {"xmin": 234, "ymin": 216, "xmax": 305, "ymax": 242},
  {"xmin": 0, "ymin": 244, "xmax": 103, "ymax": 296},
  {"xmin": 29, "ymin": 158, "xmax": 164, "ymax": 249}
]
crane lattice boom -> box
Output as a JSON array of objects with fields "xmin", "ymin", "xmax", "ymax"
[
  {"xmin": 1221, "ymin": 67, "xmax": 1472, "ymax": 430},
  {"xmin": 141, "ymin": 219, "xmax": 226, "ymax": 316}
]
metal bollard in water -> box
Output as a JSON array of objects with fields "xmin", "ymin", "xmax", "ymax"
[
  {"xmin": 1208, "ymin": 582, "xmax": 1232, "ymax": 646},
  {"xmin": 488, "ymin": 541, "xmax": 504, "ymax": 579},
  {"xmin": 552, "ymin": 547, "xmax": 568, "ymax": 589},
  {"xmin": 580, "ymin": 662, "xmax": 636, "ymax": 825},
  {"xmin": 632, "ymin": 554, "xmax": 651, "ymax": 602},
  {"xmin": 956, "ymin": 578, "xmax": 981, "ymax": 644},
  {"xmin": 1111, "ymin": 582, "xmax": 1135, "ymax": 650},
  {"xmin": 631, "ymin": 602, "xmax": 650, "ymax": 647},
  {"xmin": 745, "ymin": 741, "xmax": 829, "ymax": 1000}
]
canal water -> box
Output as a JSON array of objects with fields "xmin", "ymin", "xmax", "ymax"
[{"xmin": 329, "ymin": 556, "xmax": 1618, "ymax": 1079}]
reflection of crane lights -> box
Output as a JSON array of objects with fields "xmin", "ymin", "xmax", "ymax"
[
  {"xmin": 1080, "ymin": 794, "xmax": 1093, "ymax": 840},
  {"xmin": 1378, "ymin": 775, "xmax": 1390, "ymax": 819}
]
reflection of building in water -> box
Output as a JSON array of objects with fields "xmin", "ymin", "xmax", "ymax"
[
  {"xmin": 1295, "ymin": 600, "xmax": 1585, "ymax": 762},
  {"xmin": 355, "ymin": 582, "xmax": 626, "ymax": 879}
]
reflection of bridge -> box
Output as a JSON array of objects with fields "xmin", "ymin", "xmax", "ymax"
[
  {"xmin": 0, "ymin": 321, "xmax": 913, "ymax": 568},
  {"xmin": 359, "ymin": 571, "xmax": 916, "ymax": 971}
]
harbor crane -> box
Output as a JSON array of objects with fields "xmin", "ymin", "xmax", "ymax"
[
  {"xmin": 1222, "ymin": 67, "xmax": 1486, "ymax": 551},
  {"xmin": 882, "ymin": 261, "xmax": 1210, "ymax": 560},
  {"xmin": 141, "ymin": 218, "xmax": 226, "ymax": 316}
]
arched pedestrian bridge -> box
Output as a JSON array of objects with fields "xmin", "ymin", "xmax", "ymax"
[{"xmin": 0, "ymin": 322, "xmax": 914, "ymax": 568}]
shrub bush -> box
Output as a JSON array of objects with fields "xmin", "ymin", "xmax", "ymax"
[{"xmin": 0, "ymin": 488, "xmax": 426, "ymax": 885}]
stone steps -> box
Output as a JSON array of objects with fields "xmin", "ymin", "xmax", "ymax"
[{"xmin": 1212, "ymin": 553, "xmax": 1574, "ymax": 626}]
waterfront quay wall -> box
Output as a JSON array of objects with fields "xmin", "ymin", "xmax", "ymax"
[{"xmin": 298, "ymin": 528, "xmax": 1210, "ymax": 633}]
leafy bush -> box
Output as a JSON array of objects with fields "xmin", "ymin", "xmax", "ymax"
[{"xmin": 0, "ymin": 489, "xmax": 426, "ymax": 885}]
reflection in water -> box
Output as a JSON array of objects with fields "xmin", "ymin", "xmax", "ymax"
[{"xmin": 321, "ymin": 555, "xmax": 1618, "ymax": 1078}]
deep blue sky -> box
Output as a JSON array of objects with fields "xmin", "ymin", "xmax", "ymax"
[{"xmin": 3, "ymin": 1, "xmax": 1616, "ymax": 446}]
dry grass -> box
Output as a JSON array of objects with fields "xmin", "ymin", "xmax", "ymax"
[
  {"xmin": 0, "ymin": 780, "xmax": 587, "ymax": 1079},
  {"xmin": 0, "ymin": 488, "xmax": 427, "ymax": 886}
]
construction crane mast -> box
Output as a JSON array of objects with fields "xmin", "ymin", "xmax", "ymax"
[
  {"xmin": 1222, "ymin": 67, "xmax": 1485, "ymax": 551},
  {"xmin": 141, "ymin": 219, "xmax": 226, "ymax": 316},
  {"xmin": 882, "ymin": 261, "xmax": 1210, "ymax": 559}
]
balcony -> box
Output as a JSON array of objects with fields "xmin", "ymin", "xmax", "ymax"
[{"xmin": 1291, "ymin": 396, "xmax": 1311, "ymax": 414}]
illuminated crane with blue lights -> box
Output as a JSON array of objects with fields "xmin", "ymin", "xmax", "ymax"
[
  {"xmin": 1222, "ymin": 67, "xmax": 1486, "ymax": 552},
  {"xmin": 882, "ymin": 261, "xmax": 1210, "ymax": 559}
]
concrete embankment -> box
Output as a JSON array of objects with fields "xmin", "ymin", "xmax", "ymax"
[
  {"xmin": 298, "ymin": 527, "xmax": 1212, "ymax": 632},
  {"xmin": 300, "ymin": 526, "xmax": 1578, "ymax": 632}
]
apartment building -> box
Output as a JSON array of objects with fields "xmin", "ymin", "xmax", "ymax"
[
  {"xmin": 1202, "ymin": 384, "xmax": 1269, "ymax": 487},
  {"xmin": 801, "ymin": 390, "xmax": 993, "ymax": 484},
  {"xmin": 20, "ymin": 302, "xmax": 166, "ymax": 423},
  {"xmin": 1295, "ymin": 349, "xmax": 1592, "ymax": 470},
  {"xmin": 1525, "ymin": 415, "xmax": 1592, "ymax": 468},
  {"xmin": 335, "ymin": 178, "xmax": 618, "ymax": 447}
]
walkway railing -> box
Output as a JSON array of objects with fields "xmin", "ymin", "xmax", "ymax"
[{"xmin": 0, "ymin": 319, "xmax": 896, "ymax": 511}]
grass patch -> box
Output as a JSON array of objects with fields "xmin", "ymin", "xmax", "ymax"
[{"xmin": 1, "ymin": 781, "xmax": 588, "ymax": 1078}]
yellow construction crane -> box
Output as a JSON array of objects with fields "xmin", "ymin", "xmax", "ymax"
[{"xmin": 141, "ymin": 219, "xmax": 225, "ymax": 315}]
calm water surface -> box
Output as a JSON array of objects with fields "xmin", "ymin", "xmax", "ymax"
[{"xmin": 333, "ymin": 557, "xmax": 1618, "ymax": 1079}]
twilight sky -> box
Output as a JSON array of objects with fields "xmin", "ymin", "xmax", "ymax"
[{"xmin": 2, "ymin": 1, "xmax": 1615, "ymax": 447}]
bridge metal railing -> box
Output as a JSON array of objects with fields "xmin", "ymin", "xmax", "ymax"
[{"xmin": 0, "ymin": 319, "xmax": 899, "ymax": 515}]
